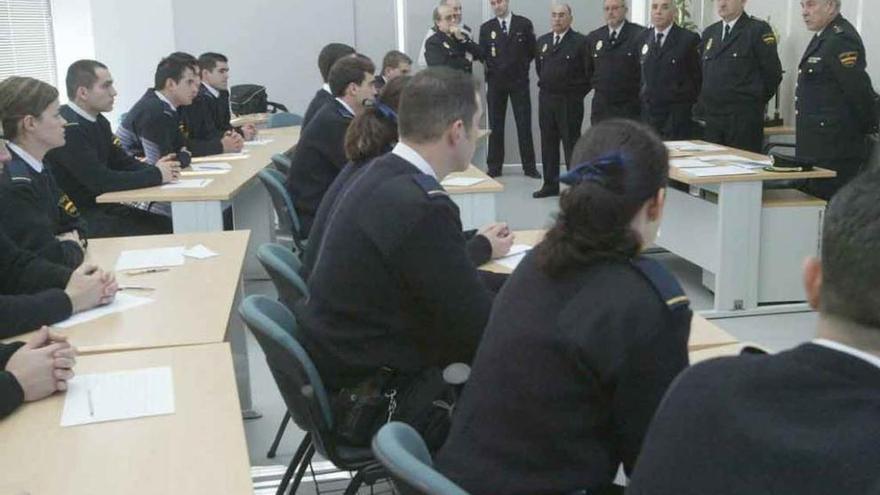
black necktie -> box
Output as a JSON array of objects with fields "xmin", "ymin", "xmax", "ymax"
[
  {"xmin": 723, "ymin": 24, "xmax": 731, "ymax": 41},
  {"xmin": 610, "ymin": 30, "xmax": 618, "ymax": 44},
  {"xmin": 656, "ymin": 32, "xmax": 664, "ymax": 48},
  {"xmin": 554, "ymin": 34, "xmax": 560, "ymax": 46},
  {"xmin": 501, "ymin": 19, "xmax": 507, "ymax": 35}
]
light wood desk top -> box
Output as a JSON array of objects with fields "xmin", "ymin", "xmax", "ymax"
[
  {"xmin": 444, "ymin": 165, "xmax": 505, "ymax": 194},
  {"xmin": 764, "ymin": 125, "xmax": 795, "ymax": 137},
  {"xmin": 480, "ymin": 230, "xmax": 545, "ymax": 274},
  {"xmin": 0, "ymin": 343, "xmax": 253, "ymax": 495},
  {"xmin": 668, "ymin": 141, "xmax": 835, "ymax": 185},
  {"xmin": 690, "ymin": 341, "xmax": 768, "ymax": 364},
  {"xmin": 230, "ymin": 112, "xmax": 271, "ymax": 127},
  {"xmin": 97, "ymin": 126, "xmax": 300, "ymax": 203},
  {"xmin": 3, "ymin": 231, "xmax": 250, "ymax": 354}
]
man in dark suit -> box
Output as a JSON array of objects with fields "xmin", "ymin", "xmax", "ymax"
[
  {"xmin": 638, "ymin": 0, "xmax": 702, "ymax": 139},
  {"xmin": 797, "ymin": 0, "xmax": 878, "ymax": 200},
  {"xmin": 697, "ymin": 0, "xmax": 782, "ymax": 152},
  {"xmin": 533, "ymin": 3, "xmax": 590, "ymax": 198},
  {"xmin": 628, "ymin": 168, "xmax": 880, "ymax": 495},
  {"xmin": 374, "ymin": 50, "xmax": 412, "ymax": 91},
  {"xmin": 585, "ymin": 0, "xmax": 646, "ymax": 124},
  {"xmin": 479, "ymin": 0, "xmax": 539, "ymax": 179},
  {"xmin": 301, "ymin": 43, "xmax": 356, "ymax": 129},
  {"xmin": 425, "ymin": 4, "xmax": 482, "ymax": 74},
  {"xmin": 286, "ymin": 56, "xmax": 376, "ymax": 236}
]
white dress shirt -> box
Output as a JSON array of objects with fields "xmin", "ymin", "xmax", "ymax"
[{"xmin": 392, "ymin": 141, "xmax": 437, "ymax": 180}]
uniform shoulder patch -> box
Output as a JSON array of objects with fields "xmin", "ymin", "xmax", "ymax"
[
  {"xmin": 839, "ymin": 51, "xmax": 859, "ymax": 68},
  {"xmin": 762, "ymin": 32, "xmax": 777, "ymax": 45},
  {"xmin": 58, "ymin": 193, "xmax": 80, "ymax": 217},
  {"xmin": 632, "ymin": 257, "xmax": 690, "ymax": 311},
  {"xmin": 833, "ymin": 24, "xmax": 844, "ymax": 34},
  {"xmin": 411, "ymin": 174, "xmax": 449, "ymax": 199}
]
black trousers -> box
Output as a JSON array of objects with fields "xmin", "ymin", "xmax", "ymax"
[
  {"xmin": 539, "ymin": 91, "xmax": 585, "ymax": 189},
  {"xmin": 703, "ymin": 104, "xmax": 765, "ymax": 153},
  {"xmin": 642, "ymin": 102, "xmax": 695, "ymax": 140},
  {"xmin": 591, "ymin": 93, "xmax": 640, "ymax": 125},
  {"xmin": 82, "ymin": 204, "xmax": 172, "ymax": 239},
  {"xmin": 486, "ymin": 83, "xmax": 537, "ymax": 174}
]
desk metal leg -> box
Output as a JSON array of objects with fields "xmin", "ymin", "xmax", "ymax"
[
  {"xmin": 232, "ymin": 178, "xmax": 274, "ymax": 281},
  {"xmin": 171, "ymin": 200, "xmax": 224, "ymax": 233},
  {"xmin": 452, "ymin": 193, "xmax": 497, "ymax": 230},
  {"xmin": 713, "ymin": 181, "xmax": 762, "ymax": 313},
  {"xmin": 230, "ymin": 277, "xmax": 260, "ymax": 419}
]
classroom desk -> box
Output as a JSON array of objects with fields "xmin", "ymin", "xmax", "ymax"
[
  {"xmin": 764, "ymin": 125, "xmax": 795, "ymax": 137},
  {"xmin": 445, "ymin": 165, "xmax": 504, "ymax": 229},
  {"xmin": 97, "ymin": 126, "xmax": 300, "ymax": 279},
  {"xmin": 0, "ymin": 343, "xmax": 253, "ymax": 495},
  {"xmin": 2, "ymin": 230, "xmax": 257, "ymax": 416},
  {"xmin": 660, "ymin": 142, "xmax": 834, "ymax": 318},
  {"xmin": 231, "ymin": 112, "xmax": 271, "ymax": 127},
  {"xmin": 690, "ymin": 341, "xmax": 766, "ymax": 364}
]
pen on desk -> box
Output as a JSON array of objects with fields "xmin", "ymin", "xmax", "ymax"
[
  {"xmin": 118, "ymin": 285, "xmax": 156, "ymax": 292},
  {"xmin": 195, "ymin": 165, "xmax": 226, "ymax": 170},
  {"xmin": 87, "ymin": 388, "xmax": 95, "ymax": 417},
  {"xmin": 124, "ymin": 268, "xmax": 170, "ymax": 276}
]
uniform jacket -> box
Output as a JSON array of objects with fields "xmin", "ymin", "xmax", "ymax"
[
  {"xmin": 117, "ymin": 89, "xmax": 192, "ymax": 166},
  {"xmin": 796, "ymin": 14, "xmax": 878, "ymax": 161},
  {"xmin": 425, "ymin": 30, "xmax": 482, "ymax": 73},
  {"xmin": 585, "ymin": 20, "xmax": 646, "ymax": 103},
  {"xmin": 302, "ymin": 88, "xmax": 335, "ymax": 130},
  {"xmin": 638, "ymin": 24, "xmax": 702, "ymax": 107},
  {"xmin": 536, "ymin": 29, "xmax": 591, "ymax": 96},
  {"xmin": 479, "ymin": 14, "xmax": 536, "ymax": 88},
  {"xmin": 180, "ymin": 83, "xmax": 234, "ymax": 156}
]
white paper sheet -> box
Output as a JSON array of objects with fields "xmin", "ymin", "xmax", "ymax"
[
  {"xmin": 665, "ymin": 141, "xmax": 726, "ymax": 152},
  {"xmin": 684, "ymin": 166, "xmax": 759, "ymax": 177},
  {"xmin": 61, "ymin": 367, "xmax": 175, "ymax": 427},
  {"xmin": 161, "ymin": 179, "xmax": 213, "ymax": 189},
  {"xmin": 191, "ymin": 153, "xmax": 250, "ymax": 163},
  {"xmin": 671, "ymin": 158, "xmax": 715, "ymax": 169},
  {"xmin": 698, "ymin": 154, "xmax": 772, "ymax": 166},
  {"xmin": 441, "ymin": 177, "xmax": 486, "ymax": 187},
  {"xmin": 496, "ymin": 252, "xmax": 527, "ymax": 271},
  {"xmin": 190, "ymin": 162, "xmax": 232, "ymax": 171},
  {"xmin": 244, "ymin": 139, "xmax": 274, "ymax": 146},
  {"xmin": 183, "ymin": 244, "xmax": 219, "ymax": 260},
  {"xmin": 53, "ymin": 293, "xmax": 154, "ymax": 329},
  {"xmin": 180, "ymin": 170, "xmax": 229, "ymax": 176},
  {"xmin": 115, "ymin": 246, "xmax": 186, "ymax": 271}
]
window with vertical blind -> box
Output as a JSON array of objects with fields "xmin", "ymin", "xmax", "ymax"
[{"xmin": 0, "ymin": 0, "xmax": 57, "ymax": 85}]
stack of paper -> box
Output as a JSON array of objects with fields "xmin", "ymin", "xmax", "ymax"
[
  {"xmin": 161, "ymin": 178, "xmax": 213, "ymax": 189},
  {"xmin": 115, "ymin": 246, "xmax": 186, "ymax": 271},
  {"xmin": 61, "ymin": 367, "xmax": 175, "ymax": 427},
  {"xmin": 441, "ymin": 177, "xmax": 487, "ymax": 187},
  {"xmin": 683, "ymin": 166, "xmax": 759, "ymax": 177},
  {"xmin": 53, "ymin": 292, "xmax": 154, "ymax": 329},
  {"xmin": 665, "ymin": 141, "xmax": 726, "ymax": 153}
]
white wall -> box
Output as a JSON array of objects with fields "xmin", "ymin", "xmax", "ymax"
[{"xmin": 51, "ymin": 0, "xmax": 96, "ymax": 101}]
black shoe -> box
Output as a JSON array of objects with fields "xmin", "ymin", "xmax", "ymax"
[
  {"xmin": 532, "ymin": 187, "xmax": 559, "ymax": 198},
  {"xmin": 524, "ymin": 169, "xmax": 542, "ymax": 179},
  {"xmin": 487, "ymin": 168, "xmax": 502, "ymax": 178}
]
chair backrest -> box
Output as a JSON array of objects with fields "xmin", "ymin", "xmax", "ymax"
[
  {"xmin": 372, "ymin": 422, "xmax": 470, "ymax": 495},
  {"xmin": 271, "ymin": 153, "xmax": 292, "ymax": 175},
  {"xmin": 257, "ymin": 168, "xmax": 305, "ymax": 249},
  {"xmin": 257, "ymin": 243, "xmax": 309, "ymax": 311},
  {"xmin": 239, "ymin": 295, "xmax": 333, "ymax": 435},
  {"xmin": 268, "ymin": 112, "xmax": 304, "ymax": 128}
]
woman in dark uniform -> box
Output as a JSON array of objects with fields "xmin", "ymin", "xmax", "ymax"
[{"xmin": 435, "ymin": 119, "xmax": 692, "ymax": 495}]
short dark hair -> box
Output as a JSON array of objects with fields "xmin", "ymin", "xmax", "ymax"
[
  {"xmin": 345, "ymin": 75, "xmax": 411, "ymax": 163},
  {"xmin": 328, "ymin": 55, "xmax": 375, "ymax": 97},
  {"xmin": 318, "ymin": 43, "xmax": 356, "ymax": 83},
  {"xmin": 0, "ymin": 76, "xmax": 59, "ymax": 141},
  {"xmin": 398, "ymin": 67, "xmax": 478, "ymax": 144},
  {"xmin": 155, "ymin": 53, "xmax": 198, "ymax": 90},
  {"xmin": 382, "ymin": 50, "xmax": 412, "ymax": 72},
  {"xmin": 820, "ymin": 168, "xmax": 880, "ymax": 328},
  {"xmin": 198, "ymin": 52, "xmax": 228, "ymax": 73},
  {"xmin": 536, "ymin": 120, "xmax": 669, "ymax": 278},
  {"xmin": 65, "ymin": 59, "xmax": 108, "ymax": 100}
]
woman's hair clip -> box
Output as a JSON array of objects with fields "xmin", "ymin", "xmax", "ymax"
[
  {"xmin": 365, "ymin": 98, "xmax": 398, "ymax": 123},
  {"xmin": 560, "ymin": 152, "xmax": 628, "ymax": 187}
]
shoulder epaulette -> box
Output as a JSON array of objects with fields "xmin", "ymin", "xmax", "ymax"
[
  {"xmin": 632, "ymin": 257, "xmax": 690, "ymax": 311},
  {"xmin": 4, "ymin": 159, "xmax": 32, "ymax": 182},
  {"xmin": 833, "ymin": 24, "xmax": 845, "ymax": 35},
  {"xmin": 411, "ymin": 174, "xmax": 449, "ymax": 199}
]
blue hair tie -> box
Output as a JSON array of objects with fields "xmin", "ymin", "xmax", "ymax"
[{"xmin": 560, "ymin": 152, "xmax": 629, "ymax": 187}]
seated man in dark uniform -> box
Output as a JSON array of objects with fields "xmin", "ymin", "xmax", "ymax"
[
  {"xmin": 286, "ymin": 55, "xmax": 376, "ymax": 237},
  {"xmin": 1, "ymin": 327, "xmax": 77, "ymax": 419},
  {"xmin": 46, "ymin": 60, "xmax": 180, "ymax": 238},
  {"xmin": 302, "ymin": 43, "xmax": 356, "ymax": 129},
  {"xmin": 179, "ymin": 52, "xmax": 250, "ymax": 156},
  {"xmin": 425, "ymin": 4, "xmax": 482, "ymax": 73},
  {"xmin": 298, "ymin": 68, "xmax": 511, "ymax": 448},
  {"xmin": 629, "ymin": 169, "xmax": 880, "ymax": 495}
]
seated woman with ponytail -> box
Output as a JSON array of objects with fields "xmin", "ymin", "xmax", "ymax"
[{"xmin": 435, "ymin": 119, "xmax": 692, "ymax": 495}]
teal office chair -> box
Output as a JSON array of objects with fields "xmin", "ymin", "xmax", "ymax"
[
  {"xmin": 271, "ymin": 153, "xmax": 292, "ymax": 175},
  {"xmin": 257, "ymin": 169, "xmax": 306, "ymax": 252},
  {"xmin": 256, "ymin": 243, "xmax": 309, "ymax": 460},
  {"xmin": 268, "ymin": 112, "xmax": 304, "ymax": 128},
  {"xmin": 372, "ymin": 422, "xmax": 470, "ymax": 495},
  {"xmin": 239, "ymin": 296, "xmax": 385, "ymax": 495}
]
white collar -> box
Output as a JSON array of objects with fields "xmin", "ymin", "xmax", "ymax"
[
  {"xmin": 67, "ymin": 102, "xmax": 97, "ymax": 123},
  {"xmin": 654, "ymin": 24, "xmax": 673, "ymax": 39},
  {"xmin": 724, "ymin": 15, "xmax": 742, "ymax": 31},
  {"xmin": 813, "ymin": 339, "xmax": 880, "ymax": 370},
  {"xmin": 497, "ymin": 11, "xmax": 512, "ymax": 28},
  {"xmin": 322, "ymin": 83, "xmax": 332, "ymax": 95},
  {"xmin": 554, "ymin": 29, "xmax": 569, "ymax": 41},
  {"xmin": 202, "ymin": 81, "xmax": 220, "ymax": 98},
  {"xmin": 7, "ymin": 142, "xmax": 43, "ymax": 173},
  {"xmin": 154, "ymin": 90, "xmax": 177, "ymax": 111},
  {"xmin": 335, "ymin": 97, "xmax": 356, "ymax": 117},
  {"xmin": 392, "ymin": 141, "xmax": 437, "ymax": 180},
  {"xmin": 609, "ymin": 21, "xmax": 626, "ymax": 37}
]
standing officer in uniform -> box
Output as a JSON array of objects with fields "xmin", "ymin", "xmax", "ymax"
[
  {"xmin": 533, "ymin": 3, "xmax": 590, "ymax": 198},
  {"xmin": 697, "ymin": 0, "xmax": 782, "ymax": 153},
  {"xmin": 480, "ymin": 0, "xmax": 539, "ymax": 179},
  {"xmin": 425, "ymin": 4, "xmax": 482, "ymax": 74},
  {"xmin": 638, "ymin": 0, "xmax": 702, "ymax": 139},
  {"xmin": 797, "ymin": 0, "xmax": 877, "ymax": 200},
  {"xmin": 585, "ymin": 0, "xmax": 646, "ymax": 124}
]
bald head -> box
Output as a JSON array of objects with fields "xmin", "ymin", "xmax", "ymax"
[{"xmin": 551, "ymin": 3, "xmax": 573, "ymax": 34}]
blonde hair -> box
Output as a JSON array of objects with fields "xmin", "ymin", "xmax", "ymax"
[{"xmin": 0, "ymin": 76, "xmax": 59, "ymax": 141}]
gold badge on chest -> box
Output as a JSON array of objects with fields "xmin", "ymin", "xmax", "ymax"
[
  {"xmin": 443, "ymin": 41, "xmax": 451, "ymax": 50},
  {"xmin": 596, "ymin": 40, "xmax": 604, "ymax": 51},
  {"xmin": 542, "ymin": 43, "xmax": 548, "ymax": 53},
  {"xmin": 706, "ymin": 38, "xmax": 714, "ymax": 52},
  {"xmin": 642, "ymin": 43, "xmax": 649, "ymax": 55},
  {"xmin": 491, "ymin": 31, "xmax": 497, "ymax": 40}
]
